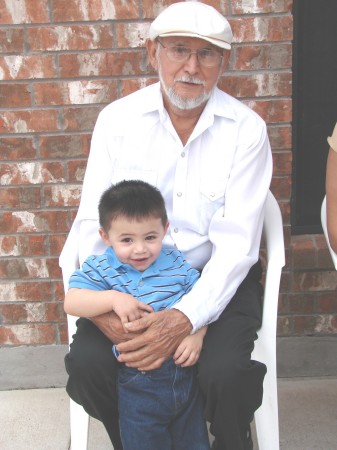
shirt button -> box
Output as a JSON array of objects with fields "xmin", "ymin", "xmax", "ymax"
[
  {"xmin": 139, "ymin": 280, "xmax": 144, "ymax": 287},
  {"xmin": 210, "ymin": 192, "xmax": 215, "ymax": 197},
  {"xmin": 174, "ymin": 228, "xmax": 179, "ymax": 233},
  {"xmin": 181, "ymin": 152, "xmax": 185, "ymax": 157},
  {"xmin": 177, "ymin": 192, "xmax": 182, "ymax": 197}
]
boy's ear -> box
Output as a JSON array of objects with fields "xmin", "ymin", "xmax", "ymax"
[
  {"xmin": 99, "ymin": 227, "xmax": 110, "ymax": 246},
  {"xmin": 164, "ymin": 221, "xmax": 170, "ymax": 234}
]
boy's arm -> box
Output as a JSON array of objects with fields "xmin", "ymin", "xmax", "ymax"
[
  {"xmin": 64, "ymin": 288, "xmax": 132, "ymax": 317},
  {"xmin": 64, "ymin": 287, "xmax": 153, "ymax": 325}
]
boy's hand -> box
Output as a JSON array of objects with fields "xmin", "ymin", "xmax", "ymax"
[
  {"xmin": 90, "ymin": 293, "xmax": 153, "ymax": 342},
  {"xmin": 112, "ymin": 295, "xmax": 153, "ymax": 330},
  {"xmin": 173, "ymin": 327, "xmax": 207, "ymax": 367}
]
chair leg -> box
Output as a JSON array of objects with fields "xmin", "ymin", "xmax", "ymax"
[
  {"xmin": 254, "ymin": 366, "xmax": 280, "ymax": 450},
  {"xmin": 69, "ymin": 398, "xmax": 89, "ymax": 450}
]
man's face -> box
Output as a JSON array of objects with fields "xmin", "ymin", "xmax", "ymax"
[{"xmin": 147, "ymin": 36, "xmax": 229, "ymax": 111}]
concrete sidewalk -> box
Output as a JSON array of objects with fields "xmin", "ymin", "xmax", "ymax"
[{"xmin": 1, "ymin": 377, "xmax": 337, "ymax": 450}]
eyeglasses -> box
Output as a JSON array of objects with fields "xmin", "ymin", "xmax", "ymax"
[{"xmin": 157, "ymin": 40, "xmax": 223, "ymax": 68}]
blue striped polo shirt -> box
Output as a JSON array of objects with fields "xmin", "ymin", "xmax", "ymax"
[{"xmin": 69, "ymin": 246, "xmax": 200, "ymax": 311}]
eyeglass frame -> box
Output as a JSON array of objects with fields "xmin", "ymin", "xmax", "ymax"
[{"xmin": 156, "ymin": 39, "xmax": 224, "ymax": 68}]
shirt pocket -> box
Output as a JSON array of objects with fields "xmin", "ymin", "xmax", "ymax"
[{"xmin": 198, "ymin": 177, "xmax": 227, "ymax": 235}]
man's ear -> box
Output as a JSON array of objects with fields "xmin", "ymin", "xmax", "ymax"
[
  {"xmin": 146, "ymin": 38, "xmax": 159, "ymax": 71},
  {"xmin": 221, "ymin": 50, "xmax": 231, "ymax": 74},
  {"xmin": 99, "ymin": 227, "xmax": 110, "ymax": 246}
]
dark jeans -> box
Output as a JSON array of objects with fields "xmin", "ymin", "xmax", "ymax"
[
  {"xmin": 118, "ymin": 358, "xmax": 210, "ymax": 450},
  {"xmin": 64, "ymin": 261, "xmax": 266, "ymax": 450}
]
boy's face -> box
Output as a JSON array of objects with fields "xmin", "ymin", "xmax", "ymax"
[{"xmin": 99, "ymin": 216, "xmax": 169, "ymax": 272}]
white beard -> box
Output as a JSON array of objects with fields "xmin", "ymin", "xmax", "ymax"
[{"xmin": 158, "ymin": 63, "xmax": 213, "ymax": 111}]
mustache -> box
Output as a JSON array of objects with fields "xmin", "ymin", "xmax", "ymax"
[{"xmin": 174, "ymin": 75, "xmax": 206, "ymax": 86}]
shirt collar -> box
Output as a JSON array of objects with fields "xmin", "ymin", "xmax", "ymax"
[
  {"xmin": 205, "ymin": 87, "xmax": 237, "ymax": 121},
  {"xmin": 141, "ymin": 82, "xmax": 165, "ymax": 115},
  {"xmin": 105, "ymin": 247, "xmax": 125, "ymax": 270}
]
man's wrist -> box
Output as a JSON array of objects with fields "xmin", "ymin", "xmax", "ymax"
[{"xmin": 171, "ymin": 308, "xmax": 193, "ymax": 333}]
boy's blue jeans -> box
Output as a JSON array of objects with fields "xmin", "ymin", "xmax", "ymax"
[{"xmin": 117, "ymin": 357, "xmax": 210, "ymax": 450}]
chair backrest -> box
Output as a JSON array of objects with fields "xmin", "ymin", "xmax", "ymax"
[
  {"xmin": 62, "ymin": 270, "xmax": 79, "ymax": 345},
  {"xmin": 60, "ymin": 220, "xmax": 83, "ymax": 344},
  {"xmin": 259, "ymin": 190, "xmax": 285, "ymax": 339},
  {"xmin": 321, "ymin": 196, "xmax": 337, "ymax": 269},
  {"xmin": 252, "ymin": 190, "xmax": 285, "ymax": 450},
  {"xmin": 263, "ymin": 191, "xmax": 285, "ymax": 266}
]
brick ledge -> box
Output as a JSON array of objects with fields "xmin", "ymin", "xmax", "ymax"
[{"xmin": 1, "ymin": 337, "xmax": 337, "ymax": 390}]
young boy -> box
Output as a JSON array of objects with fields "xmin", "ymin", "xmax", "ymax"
[{"xmin": 64, "ymin": 180, "xmax": 210, "ymax": 450}]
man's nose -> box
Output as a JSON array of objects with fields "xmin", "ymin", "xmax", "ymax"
[{"xmin": 183, "ymin": 52, "xmax": 200, "ymax": 73}]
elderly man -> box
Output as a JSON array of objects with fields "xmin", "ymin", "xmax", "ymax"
[{"xmin": 60, "ymin": 2, "xmax": 272, "ymax": 449}]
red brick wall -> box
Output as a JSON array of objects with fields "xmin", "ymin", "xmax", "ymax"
[{"xmin": 1, "ymin": 0, "xmax": 336, "ymax": 346}]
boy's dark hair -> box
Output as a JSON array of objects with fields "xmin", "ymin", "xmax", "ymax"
[{"xmin": 98, "ymin": 180, "xmax": 168, "ymax": 231}]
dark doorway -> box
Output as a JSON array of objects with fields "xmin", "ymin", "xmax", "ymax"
[{"xmin": 292, "ymin": 0, "xmax": 337, "ymax": 234}]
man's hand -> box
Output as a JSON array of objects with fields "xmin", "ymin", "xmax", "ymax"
[
  {"xmin": 91, "ymin": 310, "xmax": 141, "ymax": 344},
  {"xmin": 116, "ymin": 309, "xmax": 192, "ymax": 371}
]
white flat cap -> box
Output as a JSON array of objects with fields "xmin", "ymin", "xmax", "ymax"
[{"xmin": 149, "ymin": 1, "xmax": 233, "ymax": 50}]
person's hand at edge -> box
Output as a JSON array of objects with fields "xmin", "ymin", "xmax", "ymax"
[{"xmin": 327, "ymin": 122, "xmax": 337, "ymax": 152}]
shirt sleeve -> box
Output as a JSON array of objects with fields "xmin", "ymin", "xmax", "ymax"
[
  {"xmin": 182, "ymin": 257, "xmax": 201, "ymax": 295},
  {"xmin": 174, "ymin": 118, "xmax": 273, "ymax": 331},
  {"xmin": 59, "ymin": 109, "xmax": 114, "ymax": 270},
  {"xmin": 69, "ymin": 257, "xmax": 109, "ymax": 291}
]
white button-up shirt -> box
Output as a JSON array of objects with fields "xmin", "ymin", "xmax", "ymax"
[{"xmin": 60, "ymin": 82, "xmax": 272, "ymax": 331}]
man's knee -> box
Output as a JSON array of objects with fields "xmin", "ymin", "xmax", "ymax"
[
  {"xmin": 65, "ymin": 319, "xmax": 116, "ymax": 380},
  {"xmin": 198, "ymin": 352, "xmax": 246, "ymax": 393},
  {"xmin": 65, "ymin": 345, "xmax": 115, "ymax": 382}
]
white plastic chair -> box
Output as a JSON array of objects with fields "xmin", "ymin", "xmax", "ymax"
[
  {"xmin": 62, "ymin": 277, "xmax": 89, "ymax": 450},
  {"xmin": 61, "ymin": 190, "xmax": 285, "ymax": 450},
  {"xmin": 321, "ymin": 196, "xmax": 337, "ymax": 269},
  {"xmin": 252, "ymin": 190, "xmax": 285, "ymax": 450}
]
